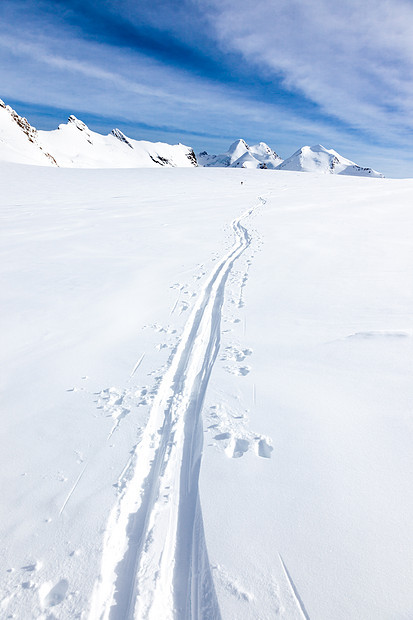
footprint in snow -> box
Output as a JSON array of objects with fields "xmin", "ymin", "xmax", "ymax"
[
  {"xmin": 213, "ymin": 564, "xmax": 253, "ymax": 602},
  {"xmin": 39, "ymin": 579, "xmax": 69, "ymax": 608},
  {"xmin": 179, "ymin": 301, "xmax": 189, "ymax": 313},
  {"xmin": 226, "ymin": 437, "xmax": 250, "ymax": 458},
  {"xmin": 224, "ymin": 365, "xmax": 251, "ymax": 376},
  {"xmin": 221, "ymin": 346, "xmax": 252, "ymax": 363},
  {"xmin": 256, "ymin": 438, "xmax": 273, "ymax": 458},
  {"xmin": 155, "ymin": 343, "xmax": 168, "ymax": 351},
  {"xmin": 214, "ymin": 432, "xmax": 273, "ymax": 459}
]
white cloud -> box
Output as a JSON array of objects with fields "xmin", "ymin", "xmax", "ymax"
[
  {"xmin": 205, "ymin": 0, "xmax": 413, "ymax": 144},
  {"xmin": 0, "ymin": 28, "xmax": 342, "ymax": 141}
]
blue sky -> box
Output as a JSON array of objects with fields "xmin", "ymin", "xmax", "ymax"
[{"xmin": 1, "ymin": 0, "xmax": 413, "ymax": 176}]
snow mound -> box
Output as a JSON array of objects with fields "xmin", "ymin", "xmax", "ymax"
[
  {"xmin": 0, "ymin": 99, "xmax": 197, "ymax": 169},
  {"xmin": 198, "ymin": 139, "xmax": 282, "ymax": 169},
  {"xmin": 276, "ymin": 144, "xmax": 384, "ymax": 177}
]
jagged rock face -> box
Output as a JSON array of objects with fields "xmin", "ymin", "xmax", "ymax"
[
  {"xmin": 149, "ymin": 154, "xmax": 171, "ymax": 166},
  {"xmin": 111, "ymin": 129, "xmax": 134, "ymax": 149},
  {"xmin": 10, "ymin": 109, "xmax": 38, "ymax": 143},
  {"xmin": 0, "ymin": 98, "xmax": 38, "ymax": 144},
  {"xmin": 67, "ymin": 115, "xmax": 89, "ymax": 132},
  {"xmin": 186, "ymin": 149, "xmax": 198, "ymax": 166}
]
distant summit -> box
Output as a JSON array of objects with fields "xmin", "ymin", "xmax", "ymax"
[
  {"xmin": 198, "ymin": 140, "xmax": 383, "ymax": 177},
  {"xmin": 276, "ymin": 144, "xmax": 384, "ymax": 177},
  {"xmin": 198, "ymin": 139, "xmax": 282, "ymax": 169}
]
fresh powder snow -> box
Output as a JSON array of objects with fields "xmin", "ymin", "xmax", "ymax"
[{"xmin": 1, "ymin": 161, "xmax": 412, "ymax": 619}]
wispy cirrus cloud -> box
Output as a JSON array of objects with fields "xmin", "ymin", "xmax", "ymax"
[{"xmin": 206, "ymin": 0, "xmax": 413, "ymax": 144}]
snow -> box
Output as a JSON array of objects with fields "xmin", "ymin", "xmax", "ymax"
[{"xmin": 1, "ymin": 164, "xmax": 413, "ymax": 619}]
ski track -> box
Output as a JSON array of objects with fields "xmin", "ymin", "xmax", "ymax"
[{"xmin": 89, "ymin": 197, "xmax": 265, "ymax": 620}]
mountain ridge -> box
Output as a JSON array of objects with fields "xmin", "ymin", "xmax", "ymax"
[
  {"xmin": 0, "ymin": 100, "xmax": 197, "ymax": 169},
  {"xmin": 198, "ymin": 138, "xmax": 283, "ymax": 169},
  {"xmin": 0, "ymin": 99, "xmax": 383, "ymax": 176}
]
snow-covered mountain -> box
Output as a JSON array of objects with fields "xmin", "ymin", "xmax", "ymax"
[
  {"xmin": 198, "ymin": 139, "xmax": 283, "ymax": 169},
  {"xmin": 276, "ymin": 144, "xmax": 384, "ymax": 177},
  {"xmin": 0, "ymin": 99, "xmax": 58, "ymax": 166},
  {"xmin": 1, "ymin": 99, "xmax": 384, "ymax": 176},
  {"xmin": 0, "ymin": 100, "xmax": 197, "ymax": 168},
  {"xmin": 198, "ymin": 140, "xmax": 383, "ymax": 177}
]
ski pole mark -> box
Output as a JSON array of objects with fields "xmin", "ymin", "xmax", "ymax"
[
  {"xmin": 59, "ymin": 463, "xmax": 88, "ymax": 517},
  {"xmin": 89, "ymin": 197, "xmax": 265, "ymax": 620},
  {"xmin": 279, "ymin": 554, "xmax": 310, "ymax": 620},
  {"xmin": 130, "ymin": 354, "xmax": 145, "ymax": 378}
]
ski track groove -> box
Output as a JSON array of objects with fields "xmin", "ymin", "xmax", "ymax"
[{"xmin": 89, "ymin": 197, "xmax": 265, "ymax": 620}]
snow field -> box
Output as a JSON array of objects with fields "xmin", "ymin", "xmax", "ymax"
[{"xmin": 1, "ymin": 165, "xmax": 412, "ymax": 619}]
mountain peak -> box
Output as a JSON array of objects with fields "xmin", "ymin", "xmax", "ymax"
[
  {"xmin": 0, "ymin": 99, "xmax": 58, "ymax": 165},
  {"xmin": 67, "ymin": 115, "xmax": 89, "ymax": 132},
  {"xmin": 228, "ymin": 139, "xmax": 249, "ymax": 154},
  {"xmin": 277, "ymin": 144, "xmax": 383, "ymax": 177},
  {"xmin": 198, "ymin": 138, "xmax": 282, "ymax": 169}
]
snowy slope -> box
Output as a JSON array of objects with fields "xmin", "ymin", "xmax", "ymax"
[
  {"xmin": 0, "ymin": 99, "xmax": 57, "ymax": 166},
  {"xmin": 1, "ymin": 164, "xmax": 413, "ymax": 619},
  {"xmin": 0, "ymin": 100, "xmax": 196, "ymax": 168},
  {"xmin": 276, "ymin": 143, "xmax": 384, "ymax": 177},
  {"xmin": 198, "ymin": 139, "xmax": 283, "ymax": 169}
]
